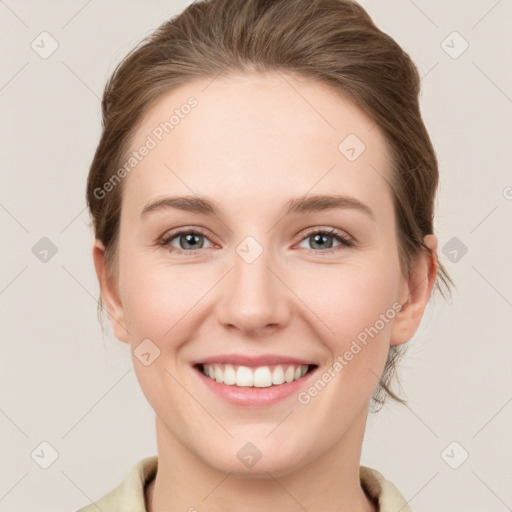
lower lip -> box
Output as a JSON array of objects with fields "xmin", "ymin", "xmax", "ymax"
[{"xmin": 193, "ymin": 366, "xmax": 318, "ymax": 406}]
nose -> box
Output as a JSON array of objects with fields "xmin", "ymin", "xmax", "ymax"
[{"xmin": 215, "ymin": 244, "xmax": 291, "ymax": 337}]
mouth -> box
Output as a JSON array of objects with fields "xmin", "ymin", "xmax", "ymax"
[{"xmin": 193, "ymin": 362, "xmax": 318, "ymax": 388}]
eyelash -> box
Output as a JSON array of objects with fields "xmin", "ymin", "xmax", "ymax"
[{"xmin": 158, "ymin": 227, "xmax": 355, "ymax": 256}]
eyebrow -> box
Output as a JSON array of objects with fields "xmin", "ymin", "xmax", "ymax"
[{"xmin": 140, "ymin": 194, "xmax": 374, "ymax": 220}]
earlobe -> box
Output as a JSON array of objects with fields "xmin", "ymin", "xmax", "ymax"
[
  {"xmin": 390, "ymin": 235, "xmax": 438, "ymax": 346},
  {"xmin": 92, "ymin": 239, "xmax": 130, "ymax": 343}
]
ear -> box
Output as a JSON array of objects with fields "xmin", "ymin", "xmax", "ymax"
[
  {"xmin": 390, "ymin": 234, "xmax": 438, "ymax": 346},
  {"xmin": 92, "ymin": 239, "xmax": 129, "ymax": 343}
]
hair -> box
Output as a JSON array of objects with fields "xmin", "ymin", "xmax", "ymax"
[{"xmin": 86, "ymin": 0, "xmax": 454, "ymax": 409}]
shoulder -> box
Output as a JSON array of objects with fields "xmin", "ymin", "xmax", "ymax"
[
  {"xmin": 360, "ymin": 465, "xmax": 412, "ymax": 512},
  {"xmin": 75, "ymin": 455, "xmax": 158, "ymax": 512}
]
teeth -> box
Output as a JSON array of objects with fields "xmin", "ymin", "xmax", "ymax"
[
  {"xmin": 253, "ymin": 367, "xmax": 272, "ymax": 387},
  {"xmin": 201, "ymin": 363, "xmax": 310, "ymax": 387},
  {"xmin": 223, "ymin": 364, "xmax": 236, "ymax": 385},
  {"xmin": 284, "ymin": 366, "xmax": 295, "ymax": 383},
  {"xmin": 236, "ymin": 366, "xmax": 254, "ymax": 387},
  {"xmin": 214, "ymin": 364, "xmax": 224, "ymax": 383},
  {"xmin": 272, "ymin": 366, "xmax": 285, "ymax": 385}
]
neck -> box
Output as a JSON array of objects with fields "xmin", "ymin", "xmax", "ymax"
[{"xmin": 146, "ymin": 409, "xmax": 376, "ymax": 512}]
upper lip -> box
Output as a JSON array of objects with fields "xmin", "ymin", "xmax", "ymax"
[{"xmin": 192, "ymin": 354, "xmax": 316, "ymax": 367}]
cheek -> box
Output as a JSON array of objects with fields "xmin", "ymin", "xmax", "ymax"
[
  {"xmin": 115, "ymin": 210, "xmax": 201, "ymax": 336},
  {"xmin": 292, "ymin": 267, "xmax": 399, "ymax": 411},
  {"xmin": 295, "ymin": 263, "xmax": 401, "ymax": 400},
  {"xmin": 118, "ymin": 261, "xmax": 201, "ymax": 408},
  {"xmin": 296, "ymin": 261, "xmax": 400, "ymax": 338},
  {"xmin": 119, "ymin": 250, "xmax": 206, "ymax": 338}
]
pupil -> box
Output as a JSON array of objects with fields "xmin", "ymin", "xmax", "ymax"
[
  {"xmin": 182, "ymin": 233, "xmax": 202, "ymax": 249},
  {"xmin": 312, "ymin": 233, "xmax": 332, "ymax": 249}
]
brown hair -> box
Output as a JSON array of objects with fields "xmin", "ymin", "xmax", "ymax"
[{"xmin": 86, "ymin": 0, "xmax": 454, "ymax": 408}]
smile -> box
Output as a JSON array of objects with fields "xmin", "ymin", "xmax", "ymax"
[{"xmin": 198, "ymin": 363, "xmax": 316, "ymax": 387}]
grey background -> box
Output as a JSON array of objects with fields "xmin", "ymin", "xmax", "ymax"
[{"xmin": 1, "ymin": 0, "xmax": 511, "ymax": 510}]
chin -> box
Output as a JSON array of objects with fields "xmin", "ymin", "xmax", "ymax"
[{"xmin": 198, "ymin": 438, "xmax": 311, "ymax": 478}]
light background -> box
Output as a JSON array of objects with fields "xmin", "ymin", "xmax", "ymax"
[{"xmin": 1, "ymin": 0, "xmax": 511, "ymax": 511}]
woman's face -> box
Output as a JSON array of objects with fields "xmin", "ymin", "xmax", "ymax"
[{"xmin": 95, "ymin": 71, "xmax": 435, "ymax": 476}]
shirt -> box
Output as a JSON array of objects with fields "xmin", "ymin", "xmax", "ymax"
[{"xmin": 75, "ymin": 455, "xmax": 412, "ymax": 512}]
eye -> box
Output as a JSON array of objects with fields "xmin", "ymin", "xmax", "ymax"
[
  {"xmin": 158, "ymin": 227, "xmax": 354, "ymax": 256},
  {"xmin": 297, "ymin": 228, "xmax": 354, "ymax": 253},
  {"xmin": 159, "ymin": 228, "xmax": 214, "ymax": 254}
]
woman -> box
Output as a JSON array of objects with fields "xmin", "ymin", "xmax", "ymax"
[{"xmin": 78, "ymin": 0, "xmax": 452, "ymax": 510}]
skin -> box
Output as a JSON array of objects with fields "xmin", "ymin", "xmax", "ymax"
[{"xmin": 93, "ymin": 71, "xmax": 437, "ymax": 512}]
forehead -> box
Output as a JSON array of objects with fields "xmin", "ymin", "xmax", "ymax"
[{"xmin": 121, "ymin": 71, "xmax": 394, "ymax": 221}]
